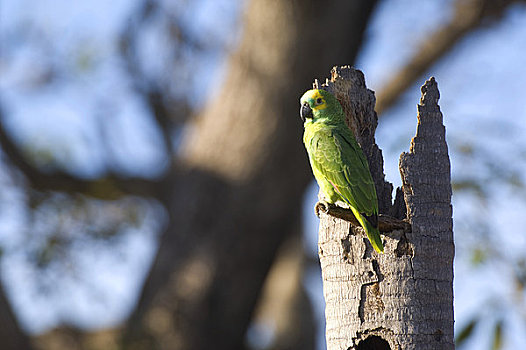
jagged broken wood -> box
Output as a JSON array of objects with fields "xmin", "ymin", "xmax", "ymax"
[
  {"xmin": 315, "ymin": 201, "xmax": 411, "ymax": 233},
  {"xmin": 314, "ymin": 66, "xmax": 454, "ymax": 350}
]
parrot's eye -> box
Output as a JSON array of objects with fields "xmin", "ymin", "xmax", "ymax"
[{"xmin": 316, "ymin": 98, "xmax": 323, "ymax": 105}]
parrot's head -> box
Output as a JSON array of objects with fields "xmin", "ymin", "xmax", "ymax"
[{"xmin": 299, "ymin": 89, "xmax": 343, "ymax": 124}]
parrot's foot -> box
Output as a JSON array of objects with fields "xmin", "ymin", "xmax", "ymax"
[{"xmin": 314, "ymin": 201, "xmax": 411, "ymax": 233}]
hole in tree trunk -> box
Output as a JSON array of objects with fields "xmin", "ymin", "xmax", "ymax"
[{"xmin": 356, "ymin": 335, "xmax": 391, "ymax": 350}]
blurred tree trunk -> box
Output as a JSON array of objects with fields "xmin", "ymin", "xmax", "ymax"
[
  {"xmin": 250, "ymin": 233, "xmax": 316, "ymax": 350},
  {"xmin": 122, "ymin": 1, "xmax": 378, "ymax": 350},
  {"xmin": 0, "ymin": 284, "xmax": 33, "ymax": 350},
  {"xmin": 317, "ymin": 68, "xmax": 454, "ymax": 349}
]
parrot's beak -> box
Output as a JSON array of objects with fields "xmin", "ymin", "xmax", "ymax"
[{"xmin": 300, "ymin": 102, "xmax": 313, "ymax": 122}]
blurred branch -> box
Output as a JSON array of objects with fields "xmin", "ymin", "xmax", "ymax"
[
  {"xmin": 32, "ymin": 326, "xmax": 120, "ymax": 350},
  {"xmin": 119, "ymin": 0, "xmax": 195, "ymax": 157},
  {"xmin": 145, "ymin": 88, "xmax": 191, "ymax": 156},
  {"xmin": 376, "ymin": 0, "xmax": 524, "ymax": 115},
  {"xmin": 0, "ymin": 108, "xmax": 162, "ymax": 200}
]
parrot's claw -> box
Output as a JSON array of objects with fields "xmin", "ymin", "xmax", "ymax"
[
  {"xmin": 315, "ymin": 201, "xmax": 360, "ymax": 226},
  {"xmin": 315, "ymin": 201, "xmax": 328, "ymax": 217}
]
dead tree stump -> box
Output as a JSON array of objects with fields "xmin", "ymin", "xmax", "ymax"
[{"xmin": 314, "ymin": 66, "xmax": 454, "ymax": 350}]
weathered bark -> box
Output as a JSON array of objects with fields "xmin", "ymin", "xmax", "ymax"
[
  {"xmin": 398, "ymin": 77, "xmax": 454, "ymax": 349},
  {"xmin": 316, "ymin": 68, "xmax": 454, "ymax": 349},
  {"xmin": 123, "ymin": 1, "xmax": 378, "ymax": 350}
]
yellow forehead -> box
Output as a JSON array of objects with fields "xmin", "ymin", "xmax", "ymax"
[{"xmin": 304, "ymin": 89, "xmax": 323, "ymax": 101}]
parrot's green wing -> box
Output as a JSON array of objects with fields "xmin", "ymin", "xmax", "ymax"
[
  {"xmin": 310, "ymin": 127, "xmax": 383, "ymax": 252},
  {"xmin": 310, "ymin": 127, "xmax": 377, "ymax": 215}
]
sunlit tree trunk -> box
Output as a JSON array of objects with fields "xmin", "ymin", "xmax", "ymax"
[{"xmin": 316, "ymin": 68, "xmax": 454, "ymax": 349}]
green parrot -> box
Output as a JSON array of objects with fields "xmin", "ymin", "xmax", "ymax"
[{"xmin": 300, "ymin": 89, "xmax": 384, "ymax": 253}]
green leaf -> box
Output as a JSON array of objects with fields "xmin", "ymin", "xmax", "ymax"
[
  {"xmin": 491, "ymin": 320, "xmax": 503, "ymax": 350},
  {"xmin": 456, "ymin": 318, "xmax": 478, "ymax": 347},
  {"xmin": 470, "ymin": 247, "xmax": 487, "ymax": 266},
  {"xmin": 451, "ymin": 180, "xmax": 487, "ymax": 200}
]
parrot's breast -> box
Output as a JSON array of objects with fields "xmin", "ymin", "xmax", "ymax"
[{"xmin": 303, "ymin": 122, "xmax": 342, "ymax": 204}]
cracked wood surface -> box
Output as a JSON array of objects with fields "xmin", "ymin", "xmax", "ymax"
[{"xmin": 316, "ymin": 68, "xmax": 454, "ymax": 349}]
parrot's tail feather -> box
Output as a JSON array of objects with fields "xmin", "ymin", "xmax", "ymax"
[
  {"xmin": 363, "ymin": 219, "xmax": 384, "ymax": 253},
  {"xmin": 350, "ymin": 207, "xmax": 384, "ymax": 253}
]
